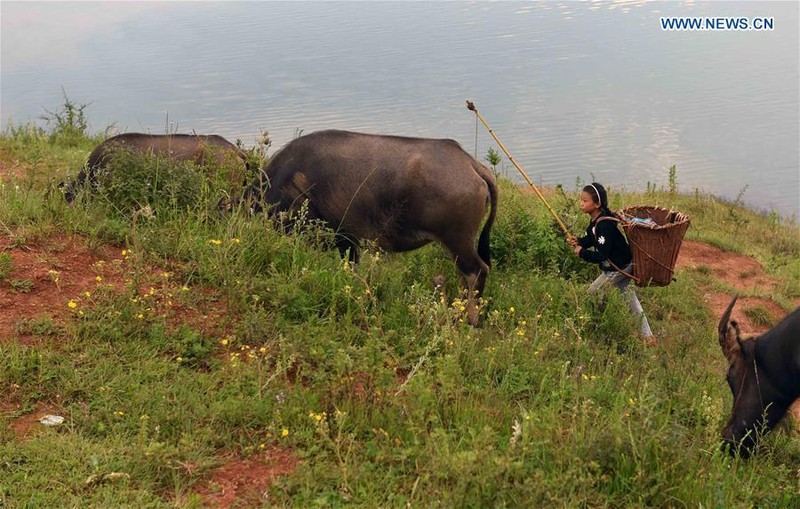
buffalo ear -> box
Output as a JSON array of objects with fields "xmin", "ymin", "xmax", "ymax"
[
  {"xmin": 718, "ymin": 295, "xmax": 740, "ymax": 362},
  {"xmin": 737, "ymin": 333, "xmax": 759, "ymax": 357}
]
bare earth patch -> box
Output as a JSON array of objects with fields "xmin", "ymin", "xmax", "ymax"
[
  {"xmin": 676, "ymin": 240, "xmax": 796, "ymax": 331},
  {"xmin": 0, "ymin": 233, "xmax": 125, "ymax": 343},
  {"xmin": 192, "ymin": 448, "xmax": 299, "ymax": 508},
  {"xmin": 0, "ymin": 233, "xmax": 235, "ymax": 343},
  {"xmin": 677, "ymin": 240, "xmax": 777, "ymax": 297},
  {"xmin": 2, "ymin": 402, "xmax": 64, "ymax": 441}
]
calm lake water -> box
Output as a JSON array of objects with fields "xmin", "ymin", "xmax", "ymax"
[{"xmin": 2, "ymin": 1, "xmax": 798, "ymax": 218}]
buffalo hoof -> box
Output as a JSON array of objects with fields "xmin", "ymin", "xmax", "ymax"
[{"xmin": 466, "ymin": 304, "xmax": 480, "ymax": 327}]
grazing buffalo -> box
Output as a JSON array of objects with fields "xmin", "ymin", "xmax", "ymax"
[
  {"xmin": 718, "ymin": 296, "xmax": 800, "ymax": 456},
  {"xmin": 240, "ymin": 129, "xmax": 498, "ymax": 325},
  {"xmin": 62, "ymin": 133, "xmax": 249, "ymax": 202}
]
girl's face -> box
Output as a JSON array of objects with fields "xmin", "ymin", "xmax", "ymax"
[{"xmin": 580, "ymin": 191, "xmax": 600, "ymax": 214}]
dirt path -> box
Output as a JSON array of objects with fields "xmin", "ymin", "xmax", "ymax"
[{"xmin": 675, "ymin": 240, "xmax": 796, "ymax": 332}]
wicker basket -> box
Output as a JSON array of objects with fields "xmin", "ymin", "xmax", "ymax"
[{"xmin": 618, "ymin": 206, "xmax": 690, "ymax": 287}]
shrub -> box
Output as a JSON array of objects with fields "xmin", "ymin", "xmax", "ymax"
[
  {"xmin": 39, "ymin": 89, "xmax": 92, "ymax": 147},
  {"xmin": 491, "ymin": 184, "xmax": 589, "ymax": 278},
  {"xmin": 90, "ymin": 149, "xmax": 204, "ymax": 214}
]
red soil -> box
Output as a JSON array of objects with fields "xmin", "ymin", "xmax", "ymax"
[
  {"xmin": 0, "ymin": 233, "xmax": 125, "ymax": 344},
  {"xmin": 192, "ymin": 448, "xmax": 299, "ymax": 508},
  {"xmin": 675, "ymin": 240, "xmax": 797, "ymax": 332}
]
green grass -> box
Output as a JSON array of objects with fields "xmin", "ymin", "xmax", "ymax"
[{"xmin": 0, "ymin": 112, "xmax": 799, "ymax": 507}]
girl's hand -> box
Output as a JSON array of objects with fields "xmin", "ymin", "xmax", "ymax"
[
  {"xmin": 567, "ymin": 237, "xmax": 578, "ymax": 248},
  {"xmin": 573, "ymin": 245, "xmax": 582, "ymax": 256}
]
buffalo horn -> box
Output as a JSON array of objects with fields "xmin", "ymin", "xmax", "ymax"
[{"xmin": 718, "ymin": 295, "xmax": 739, "ymax": 359}]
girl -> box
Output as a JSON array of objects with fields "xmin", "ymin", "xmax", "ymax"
[{"xmin": 569, "ymin": 182, "xmax": 655, "ymax": 344}]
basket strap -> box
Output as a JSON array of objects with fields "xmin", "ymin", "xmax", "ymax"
[
  {"xmin": 605, "ymin": 259, "xmax": 639, "ymax": 283},
  {"xmin": 593, "ymin": 216, "xmax": 639, "ymax": 283}
]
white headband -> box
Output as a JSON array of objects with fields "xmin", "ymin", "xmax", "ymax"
[{"xmin": 589, "ymin": 184, "xmax": 603, "ymax": 207}]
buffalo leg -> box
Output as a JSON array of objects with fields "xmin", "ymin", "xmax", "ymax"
[
  {"xmin": 452, "ymin": 246, "xmax": 489, "ymax": 326},
  {"xmin": 335, "ymin": 234, "xmax": 360, "ymax": 263}
]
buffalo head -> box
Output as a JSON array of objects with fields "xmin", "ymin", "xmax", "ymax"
[
  {"xmin": 718, "ymin": 296, "xmax": 794, "ymax": 457},
  {"xmin": 217, "ymin": 175, "xmax": 269, "ymax": 215}
]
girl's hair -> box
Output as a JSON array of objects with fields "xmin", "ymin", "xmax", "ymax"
[{"xmin": 583, "ymin": 182, "xmax": 614, "ymax": 216}]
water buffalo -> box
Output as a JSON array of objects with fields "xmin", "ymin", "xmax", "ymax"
[
  {"xmin": 718, "ymin": 295, "xmax": 800, "ymax": 456},
  {"xmin": 61, "ymin": 133, "xmax": 250, "ymax": 202},
  {"xmin": 240, "ymin": 129, "xmax": 498, "ymax": 325}
]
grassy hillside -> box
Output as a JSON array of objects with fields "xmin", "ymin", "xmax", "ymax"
[{"xmin": 1, "ymin": 108, "xmax": 799, "ymax": 507}]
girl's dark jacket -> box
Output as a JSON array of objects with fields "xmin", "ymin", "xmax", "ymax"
[{"xmin": 577, "ymin": 213, "xmax": 632, "ymax": 272}]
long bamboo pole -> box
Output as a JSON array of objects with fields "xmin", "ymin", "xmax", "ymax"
[
  {"xmin": 467, "ymin": 101, "xmax": 572, "ymax": 239},
  {"xmin": 466, "ymin": 100, "xmax": 573, "ymax": 241}
]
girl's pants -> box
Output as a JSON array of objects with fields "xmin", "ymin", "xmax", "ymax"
[{"xmin": 588, "ymin": 263, "xmax": 654, "ymax": 339}]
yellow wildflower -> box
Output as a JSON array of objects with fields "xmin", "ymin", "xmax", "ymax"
[
  {"xmin": 209, "ymin": 239, "xmax": 222, "ymax": 246},
  {"xmin": 220, "ymin": 338, "xmax": 229, "ymax": 346},
  {"xmin": 281, "ymin": 428, "xmax": 289, "ymax": 437},
  {"xmin": 67, "ymin": 300, "xmax": 77, "ymax": 309},
  {"xmin": 95, "ymin": 275, "xmax": 103, "ymax": 282}
]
